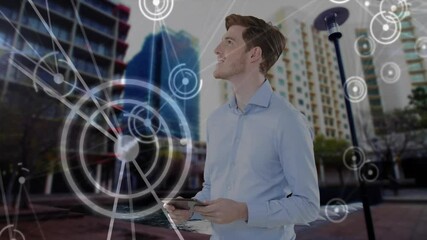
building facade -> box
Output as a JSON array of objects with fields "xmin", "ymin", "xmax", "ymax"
[{"xmin": 0, "ymin": 0, "xmax": 131, "ymax": 194}]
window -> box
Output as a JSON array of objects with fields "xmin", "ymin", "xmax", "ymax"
[
  {"xmin": 297, "ymin": 87, "xmax": 302, "ymax": 93},
  {"xmin": 298, "ymin": 99, "xmax": 304, "ymax": 106},
  {"xmin": 295, "ymin": 75, "xmax": 301, "ymax": 81},
  {"xmin": 278, "ymin": 78, "xmax": 285, "ymax": 86}
]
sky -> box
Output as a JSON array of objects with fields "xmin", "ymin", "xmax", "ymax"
[{"xmin": 118, "ymin": 0, "xmax": 427, "ymax": 141}]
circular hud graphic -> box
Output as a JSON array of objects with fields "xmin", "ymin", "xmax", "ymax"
[
  {"xmin": 60, "ymin": 79, "xmax": 192, "ymax": 219},
  {"xmin": 139, "ymin": 0, "xmax": 174, "ymax": 21}
]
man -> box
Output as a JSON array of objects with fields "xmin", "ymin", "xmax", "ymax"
[{"xmin": 165, "ymin": 14, "xmax": 320, "ymax": 239}]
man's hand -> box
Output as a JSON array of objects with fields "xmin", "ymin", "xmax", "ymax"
[
  {"xmin": 194, "ymin": 198, "xmax": 248, "ymax": 224},
  {"xmin": 163, "ymin": 201, "xmax": 193, "ymax": 225}
]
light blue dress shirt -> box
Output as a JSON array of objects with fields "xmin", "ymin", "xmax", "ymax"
[{"xmin": 193, "ymin": 80, "xmax": 320, "ymax": 240}]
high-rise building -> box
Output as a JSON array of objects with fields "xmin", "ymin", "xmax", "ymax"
[
  {"xmin": 355, "ymin": 28, "xmax": 385, "ymax": 132},
  {"xmin": 220, "ymin": 8, "xmax": 351, "ymax": 140},
  {"xmin": 125, "ymin": 28, "xmax": 200, "ymax": 141},
  {"xmin": 353, "ymin": 5, "xmax": 427, "ymax": 134},
  {"xmin": 0, "ymin": 0, "xmax": 131, "ymax": 194}
]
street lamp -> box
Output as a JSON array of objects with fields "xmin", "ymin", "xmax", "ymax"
[{"xmin": 314, "ymin": 7, "xmax": 376, "ymax": 240}]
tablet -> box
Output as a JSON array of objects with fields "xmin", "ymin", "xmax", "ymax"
[{"xmin": 162, "ymin": 198, "xmax": 207, "ymax": 210}]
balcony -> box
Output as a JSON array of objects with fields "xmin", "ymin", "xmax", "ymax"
[
  {"xmin": 32, "ymin": 0, "xmax": 74, "ymax": 20},
  {"xmin": 21, "ymin": 15, "xmax": 71, "ymax": 42},
  {"xmin": 80, "ymin": 15, "xmax": 115, "ymax": 37},
  {"xmin": 74, "ymin": 35, "xmax": 112, "ymax": 58},
  {"xmin": 82, "ymin": 0, "xmax": 114, "ymax": 16},
  {"xmin": 0, "ymin": 5, "xmax": 19, "ymax": 21}
]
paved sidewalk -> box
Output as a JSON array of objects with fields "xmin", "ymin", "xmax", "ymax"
[{"xmin": 297, "ymin": 203, "xmax": 427, "ymax": 240}]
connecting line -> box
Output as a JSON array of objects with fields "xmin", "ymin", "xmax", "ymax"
[
  {"xmin": 0, "ymin": 10, "xmax": 55, "ymax": 73},
  {"xmin": 44, "ymin": 0, "xmax": 59, "ymax": 73},
  {"xmin": 23, "ymin": 187, "xmax": 47, "ymax": 240},
  {"xmin": 8, "ymin": 59, "xmax": 117, "ymax": 142},
  {"xmin": 107, "ymin": 161, "xmax": 126, "ymax": 240},
  {"xmin": 190, "ymin": 0, "xmax": 237, "ymax": 70},
  {"xmin": 0, "ymin": 172, "xmax": 13, "ymax": 239},
  {"xmin": 12, "ymin": 184, "xmax": 23, "ymax": 240},
  {"xmin": 69, "ymin": 0, "xmax": 122, "ymax": 133},
  {"xmin": 130, "ymin": 159, "xmax": 185, "ymax": 240},
  {"xmin": 147, "ymin": 20, "xmax": 157, "ymax": 119},
  {"xmin": 126, "ymin": 164, "xmax": 136, "ymax": 240},
  {"xmin": 27, "ymin": 0, "xmax": 120, "ymax": 141}
]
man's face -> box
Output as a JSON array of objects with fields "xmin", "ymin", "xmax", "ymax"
[{"xmin": 213, "ymin": 25, "xmax": 250, "ymax": 80}]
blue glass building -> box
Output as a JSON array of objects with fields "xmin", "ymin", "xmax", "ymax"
[{"xmin": 124, "ymin": 28, "xmax": 200, "ymax": 141}]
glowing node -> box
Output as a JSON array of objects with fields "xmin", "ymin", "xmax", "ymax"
[
  {"xmin": 383, "ymin": 24, "xmax": 390, "ymax": 31},
  {"xmin": 53, "ymin": 73, "xmax": 64, "ymax": 84},
  {"xmin": 169, "ymin": 63, "xmax": 202, "ymax": 100},
  {"xmin": 143, "ymin": 118, "xmax": 152, "ymax": 128},
  {"xmin": 18, "ymin": 177, "xmax": 25, "ymax": 184},
  {"xmin": 415, "ymin": 37, "xmax": 427, "ymax": 58},
  {"xmin": 391, "ymin": 5, "xmax": 397, "ymax": 12},
  {"xmin": 352, "ymin": 86, "xmax": 358, "ymax": 92},
  {"xmin": 370, "ymin": 11, "xmax": 401, "ymax": 45},
  {"xmin": 344, "ymin": 76, "xmax": 367, "ymax": 103},
  {"xmin": 180, "ymin": 138, "xmax": 188, "ymax": 145},
  {"xmin": 182, "ymin": 77, "xmax": 189, "ymax": 85},
  {"xmin": 380, "ymin": 62, "xmax": 401, "ymax": 84},
  {"xmin": 359, "ymin": 161, "xmax": 380, "ymax": 182},
  {"xmin": 364, "ymin": 1, "xmax": 370, "ymax": 7},
  {"xmin": 354, "ymin": 35, "xmax": 376, "ymax": 57},
  {"xmin": 139, "ymin": 0, "xmax": 174, "ymax": 21},
  {"xmin": 114, "ymin": 135, "xmax": 140, "ymax": 163},
  {"xmin": 343, "ymin": 147, "xmax": 366, "ymax": 171},
  {"xmin": 325, "ymin": 198, "xmax": 348, "ymax": 223}
]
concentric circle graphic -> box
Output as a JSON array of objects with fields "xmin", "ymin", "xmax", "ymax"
[
  {"xmin": 354, "ymin": 35, "xmax": 376, "ymax": 57},
  {"xmin": 0, "ymin": 225, "xmax": 26, "ymax": 240},
  {"xmin": 324, "ymin": 198, "xmax": 349, "ymax": 223},
  {"xmin": 126, "ymin": 105, "xmax": 163, "ymax": 144},
  {"xmin": 60, "ymin": 79, "xmax": 193, "ymax": 219},
  {"xmin": 168, "ymin": 63, "xmax": 202, "ymax": 100},
  {"xmin": 139, "ymin": 0, "xmax": 174, "ymax": 21},
  {"xmin": 415, "ymin": 37, "xmax": 427, "ymax": 58},
  {"xmin": 343, "ymin": 146, "xmax": 366, "ymax": 171},
  {"xmin": 32, "ymin": 51, "xmax": 77, "ymax": 98},
  {"xmin": 343, "ymin": 76, "xmax": 367, "ymax": 103},
  {"xmin": 380, "ymin": 0, "xmax": 409, "ymax": 22},
  {"xmin": 380, "ymin": 62, "xmax": 401, "ymax": 84},
  {"xmin": 78, "ymin": 100, "xmax": 164, "ymax": 199},
  {"xmin": 370, "ymin": 11, "xmax": 401, "ymax": 45},
  {"xmin": 359, "ymin": 160, "xmax": 380, "ymax": 182}
]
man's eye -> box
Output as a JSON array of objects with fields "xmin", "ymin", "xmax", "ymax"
[{"xmin": 226, "ymin": 40, "xmax": 232, "ymax": 45}]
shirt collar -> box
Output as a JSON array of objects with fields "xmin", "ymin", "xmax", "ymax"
[{"xmin": 228, "ymin": 80, "xmax": 273, "ymax": 109}]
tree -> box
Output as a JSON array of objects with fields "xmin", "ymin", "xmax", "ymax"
[
  {"xmin": 408, "ymin": 87, "xmax": 427, "ymax": 128},
  {"xmin": 313, "ymin": 135, "xmax": 350, "ymax": 186}
]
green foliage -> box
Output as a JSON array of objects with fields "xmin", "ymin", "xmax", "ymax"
[
  {"xmin": 408, "ymin": 87, "xmax": 427, "ymax": 128},
  {"xmin": 313, "ymin": 135, "xmax": 350, "ymax": 166}
]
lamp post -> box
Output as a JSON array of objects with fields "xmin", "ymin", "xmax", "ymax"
[{"xmin": 314, "ymin": 7, "xmax": 376, "ymax": 240}]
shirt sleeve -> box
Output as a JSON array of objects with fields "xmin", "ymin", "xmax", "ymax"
[
  {"xmin": 191, "ymin": 117, "xmax": 212, "ymax": 220},
  {"xmin": 246, "ymin": 111, "xmax": 320, "ymax": 227}
]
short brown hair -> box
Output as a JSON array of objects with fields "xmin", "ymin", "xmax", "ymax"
[{"xmin": 225, "ymin": 14, "xmax": 287, "ymax": 75}]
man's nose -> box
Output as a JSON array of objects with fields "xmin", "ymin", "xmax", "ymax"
[{"xmin": 214, "ymin": 42, "xmax": 222, "ymax": 55}]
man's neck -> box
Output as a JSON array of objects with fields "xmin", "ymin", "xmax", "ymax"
[{"xmin": 230, "ymin": 73, "xmax": 265, "ymax": 111}]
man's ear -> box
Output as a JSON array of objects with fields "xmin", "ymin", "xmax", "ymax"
[{"xmin": 249, "ymin": 46, "xmax": 262, "ymax": 63}]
